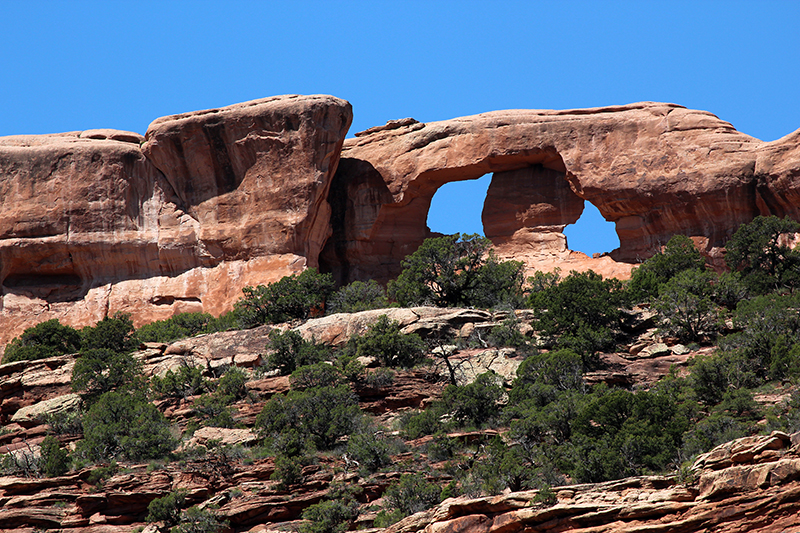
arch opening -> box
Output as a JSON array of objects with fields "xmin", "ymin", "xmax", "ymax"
[
  {"xmin": 563, "ymin": 201, "xmax": 620, "ymax": 257},
  {"xmin": 426, "ymin": 174, "xmax": 492, "ymax": 236}
]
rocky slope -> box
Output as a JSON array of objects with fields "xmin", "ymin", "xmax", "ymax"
[
  {"xmin": 1, "ymin": 308, "xmax": 798, "ymax": 533},
  {"xmin": 2, "ymin": 97, "xmax": 800, "ymax": 342},
  {"xmin": 385, "ymin": 430, "xmax": 800, "ymax": 533}
]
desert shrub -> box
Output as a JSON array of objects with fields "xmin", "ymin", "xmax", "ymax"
[
  {"xmin": 300, "ymin": 483, "xmax": 362, "ymax": 533},
  {"xmin": 509, "ymin": 349, "xmax": 584, "ymax": 407},
  {"xmin": 80, "ymin": 313, "xmax": 139, "ymax": 353},
  {"xmin": 235, "ymin": 268, "xmax": 335, "ymax": 327},
  {"xmin": 423, "ymin": 432, "xmax": 458, "ymax": 462},
  {"xmin": 653, "ymin": 269, "xmax": 719, "ymax": 342},
  {"xmin": 147, "ymin": 489, "xmax": 187, "ymax": 527},
  {"xmin": 361, "ymin": 367, "xmax": 396, "ymax": 389},
  {"xmin": 204, "ymin": 310, "xmax": 242, "ymax": 333},
  {"xmin": 567, "ymin": 386, "xmax": 689, "ymax": 482},
  {"xmin": 265, "ymin": 330, "xmax": 332, "ymax": 376},
  {"xmin": 468, "ymin": 437, "xmax": 541, "ymax": 494},
  {"xmin": 399, "ymin": 407, "xmax": 445, "ymax": 439},
  {"xmin": 290, "ymin": 363, "xmax": 344, "ymax": 390},
  {"xmin": 193, "ymin": 393, "xmax": 237, "ymax": 428},
  {"xmin": 767, "ymin": 389, "xmax": 800, "ymax": 433},
  {"xmin": 334, "ymin": 353, "xmax": 366, "ymax": 383},
  {"xmin": 191, "ymin": 366, "xmax": 250, "ymax": 428},
  {"xmin": 442, "ymin": 372, "xmax": 504, "ymax": 428},
  {"xmin": 373, "ymin": 509, "xmax": 406, "ymax": 528},
  {"xmin": 730, "ymin": 293, "xmax": 800, "ymax": 374},
  {"xmin": 77, "ymin": 391, "xmax": 176, "ymax": 462},
  {"xmin": 328, "ymin": 279, "xmax": 389, "ymax": 314},
  {"xmin": 216, "ymin": 366, "xmax": 248, "ymax": 402},
  {"xmin": 72, "ymin": 348, "xmax": 143, "ymax": 403},
  {"xmin": 266, "ymin": 428, "xmax": 315, "ymax": 458},
  {"xmin": 486, "ymin": 316, "xmax": 530, "ymax": 349},
  {"xmin": 711, "ymin": 271, "xmax": 750, "ymax": 310},
  {"xmin": 86, "ymin": 461, "xmax": 119, "ymax": 485},
  {"xmin": 388, "ymin": 233, "xmax": 525, "ymax": 308},
  {"xmin": 136, "ymin": 312, "xmax": 214, "ymax": 343},
  {"xmin": 172, "ymin": 506, "xmax": 228, "ymax": 533},
  {"xmin": 381, "ymin": 473, "xmax": 441, "ymax": 518},
  {"xmin": 627, "ymin": 234, "xmax": 707, "ymax": 302},
  {"xmin": 43, "ymin": 409, "xmax": 83, "ymax": 436},
  {"xmin": 151, "ymin": 365, "xmax": 208, "ymax": 399},
  {"xmin": 40, "ymin": 435, "xmax": 70, "ymax": 477},
  {"xmin": 527, "ymin": 269, "xmax": 561, "ymax": 293},
  {"xmin": 530, "ymin": 270, "xmax": 625, "ymax": 360},
  {"xmin": 679, "ymin": 413, "xmax": 753, "ymax": 460},
  {"xmin": 271, "ymin": 454, "xmax": 306, "ymax": 489},
  {"xmin": 345, "ymin": 429, "xmax": 391, "ymax": 474},
  {"xmin": 343, "ymin": 315, "xmax": 425, "ymax": 369},
  {"xmin": 725, "ymin": 215, "xmax": 800, "ymax": 294},
  {"xmin": 2, "ymin": 319, "xmax": 81, "ymax": 363},
  {"xmin": 508, "ymin": 389, "xmax": 583, "ymax": 447},
  {"xmin": 693, "ymin": 292, "xmax": 800, "ymax": 396},
  {"xmin": 256, "ymin": 385, "xmax": 361, "ymax": 450}
]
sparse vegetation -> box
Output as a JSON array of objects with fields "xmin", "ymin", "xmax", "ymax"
[
  {"xmin": 388, "ymin": 233, "xmax": 525, "ymax": 308},
  {"xmin": 235, "ymin": 268, "xmax": 335, "ymax": 327},
  {"xmin": 5, "ymin": 220, "xmax": 800, "ymax": 531}
]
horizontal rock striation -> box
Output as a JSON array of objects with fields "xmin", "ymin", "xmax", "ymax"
[
  {"xmin": 0, "ymin": 95, "xmax": 352, "ymax": 344},
  {"xmin": 2, "ymin": 97, "xmax": 800, "ymax": 342},
  {"xmin": 386, "ymin": 431, "xmax": 800, "ymax": 533}
]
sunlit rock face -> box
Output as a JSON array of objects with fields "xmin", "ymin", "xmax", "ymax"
[
  {"xmin": 0, "ymin": 95, "xmax": 352, "ymax": 344},
  {"xmin": 320, "ymin": 103, "xmax": 800, "ymax": 284},
  {"xmin": 2, "ymin": 97, "xmax": 800, "ymax": 344}
]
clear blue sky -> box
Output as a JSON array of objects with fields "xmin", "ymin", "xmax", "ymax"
[{"xmin": 2, "ymin": 1, "xmax": 798, "ymax": 255}]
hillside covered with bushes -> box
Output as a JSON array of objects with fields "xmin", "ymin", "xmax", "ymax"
[{"xmin": 2, "ymin": 216, "xmax": 800, "ymax": 533}]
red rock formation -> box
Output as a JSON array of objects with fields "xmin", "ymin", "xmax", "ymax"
[
  {"xmin": 383, "ymin": 431, "xmax": 800, "ymax": 533},
  {"xmin": 320, "ymin": 103, "xmax": 800, "ymax": 284},
  {"xmin": 3, "ymin": 97, "xmax": 800, "ymax": 343},
  {"xmin": 0, "ymin": 95, "xmax": 351, "ymax": 344}
]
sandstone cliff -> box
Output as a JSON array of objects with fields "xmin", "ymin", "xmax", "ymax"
[
  {"xmin": 0, "ymin": 95, "xmax": 352, "ymax": 344},
  {"xmin": 3, "ymin": 97, "xmax": 800, "ymax": 343},
  {"xmin": 321, "ymin": 105, "xmax": 800, "ymax": 284}
]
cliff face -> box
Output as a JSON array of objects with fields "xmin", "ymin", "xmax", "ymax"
[
  {"xmin": 2, "ymin": 97, "xmax": 800, "ymax": 343},
  {"xmin": 0, "ymin": 312, "xmax": 798, "ymax": 533},
  {"xmin": 0, "ymin": 95, "xmax": 352, "ymax": 344}
]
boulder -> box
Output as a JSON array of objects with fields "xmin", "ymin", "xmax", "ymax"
[{"xmin": 10, "ymin": 393, "xmax": 80, "ymax": 427}]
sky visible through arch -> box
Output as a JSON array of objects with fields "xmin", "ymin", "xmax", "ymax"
[
  {"xmin": 1, "ymin": 1, "xmax": 798, "ymax": 257},
  {"xmin": 427, "ymin": 176, "xmax": 620, "ymax": 256}
]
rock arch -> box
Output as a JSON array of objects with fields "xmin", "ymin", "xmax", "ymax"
[{"xmin": 319, "ymin": 103, "xmax": 797, "ymax": 284}]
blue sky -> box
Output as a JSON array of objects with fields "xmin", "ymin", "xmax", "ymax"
[{"xmin": 2, "ymin": 1, "xmax": 798, "ymax": 255}]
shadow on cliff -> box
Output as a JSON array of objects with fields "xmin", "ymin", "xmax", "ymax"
[{"xmin": 319, "ymin": 157, "xmax": 396, "ymax": 287}]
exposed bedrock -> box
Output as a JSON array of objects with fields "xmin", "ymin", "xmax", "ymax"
[
  {"xmin": 2, "ymin": 97, "xmax": 800, "ymax": 344},
  {"xmin": 320, "ymin": 103, "xmax": 800, "ymax": 284},
  {"xmin": 0, "ymin": 95, "xmax": 352, "ymax": 344}
]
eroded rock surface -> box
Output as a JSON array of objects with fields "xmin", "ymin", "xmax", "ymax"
[
  {"xmin": 3, "ymin": 97, "xmax": 800, "ymax": 344},
  {"xmin": 0, "ymin": 95, "xmax": 352, "ymax": 345},
  {"xmin": 321, "ymin": 103, "xmax": 800, "ymax": 283}
]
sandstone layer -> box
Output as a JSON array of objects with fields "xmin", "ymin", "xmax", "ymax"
[
  {"xmin": 3, "ymin": 98, "xmax": 800, "ymax": 342},
  {"xmin": 0, "ymin": 95, "xmax": 352, "ymax": 344},
  {"xmin": 321, "ymin": 104, "xmax": 800, "ymax": 284}
]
